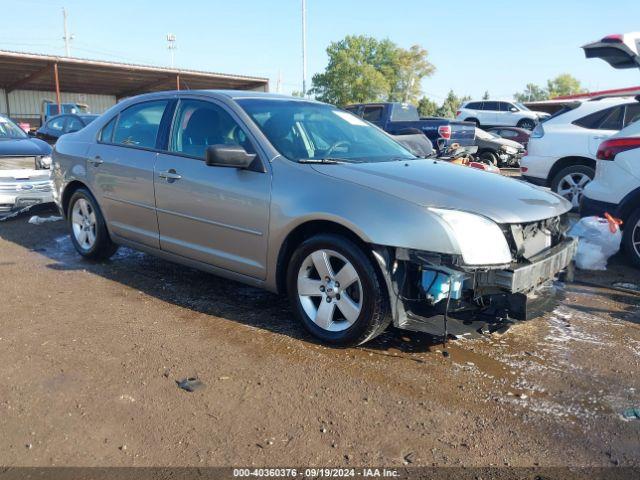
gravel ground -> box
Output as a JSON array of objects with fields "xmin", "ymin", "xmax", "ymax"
[{"xmin": 0, "ymin": 206, "xmax": 639, "ymax": 470}]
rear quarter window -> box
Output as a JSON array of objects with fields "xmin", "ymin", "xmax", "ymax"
[{"xmin": 572, "ymin": 105, "xmax": 624, "ymax": 130}]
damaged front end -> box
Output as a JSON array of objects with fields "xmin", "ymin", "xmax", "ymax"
[{"xmin": 373, "ymin": 214, "xmax": 577, "ymax": 337}]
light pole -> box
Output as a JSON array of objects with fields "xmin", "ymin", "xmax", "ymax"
[
  {"xmin": 62, "ymin": 7, "xmax": 74, "ymax": 56},
  {"xmin": 301, "ymin": 0, "xmax": 307, "ymax": 97},
  {"xmin": 167, "ymin": 33, "xmax": 177, "ymax": 68}
]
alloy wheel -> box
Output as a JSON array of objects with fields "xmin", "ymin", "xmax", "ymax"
[
  {"xmin": 633, "ymin": 218, "xmax": 640, "ymax": 261},
  {"xmin": 297, "ymin": 249, "xmax": 363, "ymax": 332},
  {"xmin": 557, "ymin": 172, "xmax": 591, "ymax": 208},
  {"xmin": 71, "ymin": 198, "xmax": 97, "ymax": 251}
]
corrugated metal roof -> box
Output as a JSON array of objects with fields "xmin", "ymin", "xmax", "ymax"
[{"xmin": 0, "ymin": 50, "xmax": 269, "ymax": 98}]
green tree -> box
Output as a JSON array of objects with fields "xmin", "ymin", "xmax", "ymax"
[
  {"xmin": 436, "ymin": 90, "xmax": 470, "ymax": 118},
  {"xmin": 514, "ymin": 83, "xmax": 548, "ymax": 102},
  {"xmin": 310, "ymin": 35, "xmax": 435, "ymax": 106},
  {"xmin": 482, "ymin": 90, "xmax": 490, "ymax": 100},
  {"xmin": 389, "ymin": 45, "xmax": 435, "ymax": 104},
  {"xmin": 417, "ymin": 96, "xmax": 438, "ymax": 117},
  {"xmin": 546, "ymin": 73, "xmax": 586, "ymax": 98}
]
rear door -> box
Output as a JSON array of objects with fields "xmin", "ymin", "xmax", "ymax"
[
  {"xmin": 87, "ymin": 99, "xmax": 171, "ymax": 249},
  {"xmin": 575, "ymin": 105, "xmax": 625, "ymax": 155},
  {"xmin": 481, "ymin": 101, "xmax": 499, "ymax": 126},
  {"xmin": 154, "ymin": 97, "xmax": 270, "ymax": 279}
]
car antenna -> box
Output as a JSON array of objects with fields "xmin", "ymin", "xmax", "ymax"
[{"xmin": 441, "ymin": 277, "xmax": 452, "ymax": 358}]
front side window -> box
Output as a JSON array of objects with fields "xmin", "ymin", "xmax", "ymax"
[
  {"xmin": 48, "ymin": 116, "xmax": 66, "ymax": 132},
  {"xmin": 113, "ymin": 100, "xmax": 168, "ymax": 149},
  {"xmin": 498, "ymin": 102, "xmax": 514, "ymax": 112},
  {"xmin": 66, "ymin": 117, "xmax": 84, "ymax": 133},
  {"xmin": 170, "ymin": 99, "xmax": 254, "ymax": 159},
  {"xmin": 362, "ymin": 106, "xmax": 383, "ymax": 122},
  {"xmin": 484, "ymin": 101, "xmax": 499, "ymax": 111},
  {"xmin": 237, "ymin": 99, "xmax": 415, "ymax": 163}
]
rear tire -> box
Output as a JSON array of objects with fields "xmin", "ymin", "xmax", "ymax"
[
  {"xmin": 517, "ymin": 119, "xmax": 536, "ymax": 130},
  {"xmin": 287, "ymin": 234, "xmax": 390, "ymax": 346},
  {"xmin": 550, "ymin": 165, "xmax": 595, "ymax": 211},
  {"xmin": 67, "ymin": 188, "xmax": 118, "ymax": 260},
  {"xmin": 623, "ymin": 209, "xmax": 640, "ymax": 268}
]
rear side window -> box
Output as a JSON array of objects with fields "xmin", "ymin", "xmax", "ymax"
[
  {"xmin": 465, "ymin": 102, "xmax": 482, "ymax": 110},
  {"xmin": 48, "ymin": 116, "xmax": 66, "ymax": 132},
  {"xmin": 113, "ymin": 100, "xmax": 169, "ymax": 149},
  {"xmin": 99, "ymin": 117, "xmax": 117, "ymax": 143},
  {"xmin": 573, "ymin": 106, "xmax": 624, "ymax": 130},
  {"xmin": 624, "ymin": 103, "xmax": 640, "ymax": 126},
  {"xmin": 484, "ymin": 101, "xmax": 499, "ymax": 111},
  {"xmin": 362, "ymin": 106, "xmax": 383, "ymax": 122}
]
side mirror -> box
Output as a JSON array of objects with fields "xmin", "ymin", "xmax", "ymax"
[
  {"xmin": 510, "ymin": 107, "xmax": 518, "ymax": 112},
  {"xmin": 205, "ymin": 144, "xmax": 256, "ymax": 169}
]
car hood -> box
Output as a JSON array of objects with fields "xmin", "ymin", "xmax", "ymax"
[
  {"xmin": 0, "ymin": 137, "xmax": 52, "ymax": 156},
  {"xmin": 312, "ymin": 160, "xmax": 571, "ymax": 224},
  {"xmin": 498, "ymin": 138, "xmax": 524, "ymax": 149}
]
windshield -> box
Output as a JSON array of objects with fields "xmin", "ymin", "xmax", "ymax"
[
  {"xmin": 514, "ymin": 102, "xmax": 531, "ymax": 111},
  {"xmin": 0, "ymin": 116, "xmax": 28, "ymax": 139},
  {"xmin": 237, "ymin": 99, "xmax": 415, "ymax": 163}
]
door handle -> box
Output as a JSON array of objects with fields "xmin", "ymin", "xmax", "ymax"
[
  {"xmin": 90, "ymin": 156, "xmax": 104, "ymax": 166},
  {"xmin": 158, "ymin": 169, "xmax": 182, "ymax": 180},
  {"xmin": 592, "ymin": 135, "xmax": 606, "ymax": 140}
]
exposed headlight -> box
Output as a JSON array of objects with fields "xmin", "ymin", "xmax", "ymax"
[
  {"xmin": 429, "ymin": 208, "xmax": 512, "ymax": 265},
  {"xmin": 38, "ymin": 155, "xmax": 52, "ymax": 169}
]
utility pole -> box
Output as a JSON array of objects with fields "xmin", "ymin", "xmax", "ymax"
[
  {"xmin": 301, "ymin": 0, "xmax": 307, "ymax": 97},
  {"xmin": 167, "ymin": 33, "xmax": 177, "ymax": 68},
  {"xmin": 277, "ymin": 69, "xmax": 282, "ymax": 93},
  {"xmin": 62, "ymin": 7, "xmax": 73, "ymax": 56}
]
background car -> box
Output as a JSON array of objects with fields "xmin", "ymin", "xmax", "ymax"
[
  {"xmin": 35, "ymin": 113, "xmax": 99, "ymax": 144},
  {"xmin": 520, "ymin": 97, "xmax": 640, "ymax": 209},
  {"xmin": 487, "ymin": 126, "xmax": 531, "ymax": 149},
  {"xmin": 474, "ymin": 128, "xmax": 524, "ymax": 167},
  {"xmin": 581, "ymin": 118, "xmax": 640, "ymax": 266},
  {"xmin": 456, "ymin": 100, "xmax": 550, "ymax": 130},
  {"xmin": 0, "ymin": 114, "xmax": 53, "ymax": 216}
]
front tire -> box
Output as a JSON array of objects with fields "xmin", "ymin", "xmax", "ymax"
[
  {"xmin": 517, "ymin": 119, "xmax": 536, "ymax": 130},
  {"xmin": 623, "ymin": 210, "xmax": 640, "ymax": 268},
  {"xmin": 287, "ymin": 234, "xmax": 390, "ymax": 346},
  {"xmin": 550, "ymin": 165, "xmax": 594, "ymax": 210},
  {"xmin": 67, "ymin": 188, "xmax": 118, "ymax": 260},
  {"xmin": 479, "ymin": 151, "xmax": 499, "ymax": 166}
]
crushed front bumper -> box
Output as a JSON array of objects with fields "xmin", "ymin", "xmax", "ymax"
[{"xmin": 373, "ymin": 237, "xmax": 577, "ymax": 337}]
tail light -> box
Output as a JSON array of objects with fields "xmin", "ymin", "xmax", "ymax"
[
  {"xmin": 455, "ymin": 110, "xmax": 461, "ymax": 117},
  {"xmin": 596, "ymin": 137, "xmax": 640, "ymax": 160},
  {"xmin": 438, "ymin": 125, "xmax": 451, "ymax": 139},
  {"xmin": 530, "ymin": 123, "xmax": 545, "ymax": 138},
  {"xmin": 602, "ymin": 34, "xmax": 623, "ymax": 43},
  {"xmin": 520, "ymin": 166, "xmax": 529, "ymax": 173}
]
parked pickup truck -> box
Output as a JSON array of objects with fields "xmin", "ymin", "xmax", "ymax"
[{"xmin": 345, "ymin": 102, "xmax": 475, "ymax": 151}]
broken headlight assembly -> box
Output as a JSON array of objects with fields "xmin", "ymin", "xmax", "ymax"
[
  {"xmin": 429, "ymin": 208, "xmax": 512, "ymax": 266},
  {"xmin": 36, "ymin": 155, "xmax": 52, "ymax": 169}
]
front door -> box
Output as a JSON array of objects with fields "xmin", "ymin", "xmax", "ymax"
[
  {"xmin": 154, "ymin": 98, "xmax": 270, "ymax": 279},
  {"xmin": 87, "ymin": 99, "xmax": 170, "ymax": 249}
]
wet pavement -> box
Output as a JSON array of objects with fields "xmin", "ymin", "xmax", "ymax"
[{"xmin": 0, "ymin": 205, "xmax": 639, "ymax": 468}]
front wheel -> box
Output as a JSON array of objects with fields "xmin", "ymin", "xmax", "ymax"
[
  {"xmin": 517, "ymin": 119, "xmax": 536, "ymax": 130},
  {"xmin": 68, "ymin": 188, "xmax": 118, "ymax": 260},
  {"xmin": 287, "ymin": 234, "xmax": 390, "ymax": 346},
  {"xmin": 479, "ymin": 151, "xmax": 499, "ymax": 166},
  {"xmin": 623, "ymin": 210, "xmax": 640, "ymax": 268}
]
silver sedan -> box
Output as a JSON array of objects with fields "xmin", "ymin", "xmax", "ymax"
[{"xmin": 51, "ymin": 91, "xmax": 575, "ymax": 346}]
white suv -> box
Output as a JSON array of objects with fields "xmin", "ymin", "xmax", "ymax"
[
  {"xmin": 582, "ymin": 118, "xmax": 640, "ymax": 266},
  {"xmin": 520, "ymin": 98, "xmax": 640, "ymax": 209},
  {"xmin": 456, "ymin": 100, "xmax": 550, "ymax": 130}
]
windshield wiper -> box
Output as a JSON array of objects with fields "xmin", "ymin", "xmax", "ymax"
[{"xmin": 298, "ymin": 158, "xmax": 346, "ymax": 164}]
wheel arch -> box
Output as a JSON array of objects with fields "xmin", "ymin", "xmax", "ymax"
[
  {"xmin": 61, "ymin": 179, "xmax": 93, "ymax": 218},
  {"xmin": 618, "ymin": 187, "xmax": 640, "ymax": 225},
  {"xmin": 547, "ymin": 156, "xmax": 596, "ymax": 184},
  {"xmin": 275, "ymin": 219, "xmax": 376, "ymax": 295}
]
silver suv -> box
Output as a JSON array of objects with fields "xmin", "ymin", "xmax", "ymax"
[{"xmin": 52, "ymin": 91, "xmax": 575, "ymax": 346}]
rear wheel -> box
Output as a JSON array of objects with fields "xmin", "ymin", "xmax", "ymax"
[
  {"xmin": 551, "ymin": 165, "xmax": 594, "ymax": 210},
  {"xmin": 287, "ymin": 234, "xmax": 390, "ymax": 346},
  {"xmin": 517, "ymin": 119, "xmax": 536, "ymax": 130},
  {"xmin": 623, "ymin": 210, "xmax": 640, "ymax": 268},
  {"xmin": 68, "ymin": 188, "xmax": 118, "ymax": 260}
]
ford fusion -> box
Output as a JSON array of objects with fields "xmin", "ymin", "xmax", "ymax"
[
  {"xmin": 51, "ymin": 91, "xmax": 576, "ymax": 346},
  {"xmin": 0, "ymin": 114, "xmax": 53, "ymax": 216}
]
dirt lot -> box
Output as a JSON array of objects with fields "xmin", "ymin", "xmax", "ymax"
[{"xmin": 1, "ymin": 206, "xmax": 639, "ymax": 469}]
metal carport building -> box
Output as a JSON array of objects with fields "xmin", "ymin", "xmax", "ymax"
[{"xmin": 0, "ymin": 50, "xmax": 269, "ymax": 127}]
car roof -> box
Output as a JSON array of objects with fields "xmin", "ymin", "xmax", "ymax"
[{"xmin": 123, "ymin": 89, "xmax": 321, "ymax": 104}]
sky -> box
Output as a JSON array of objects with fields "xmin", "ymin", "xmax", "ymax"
[{"xmin": 2, "ymin": 0, "xmax": 640, "ymax": 102}]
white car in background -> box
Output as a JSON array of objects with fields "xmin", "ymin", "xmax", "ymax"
[
  {"xmin": 582, "ymin": 119, "xmax": 640, "ymax": 266},
  {"xmin": 456, "ymin": 100, "xmax": 550, "ymax": 130},
  {"xmin": 520, "ymin": 97, "xmax": 640, "ymax": 208}
]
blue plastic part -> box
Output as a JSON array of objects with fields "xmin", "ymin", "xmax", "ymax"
[{"xmin": 421, "ymin": 270, "xmax": 463, "ymax": 303}]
